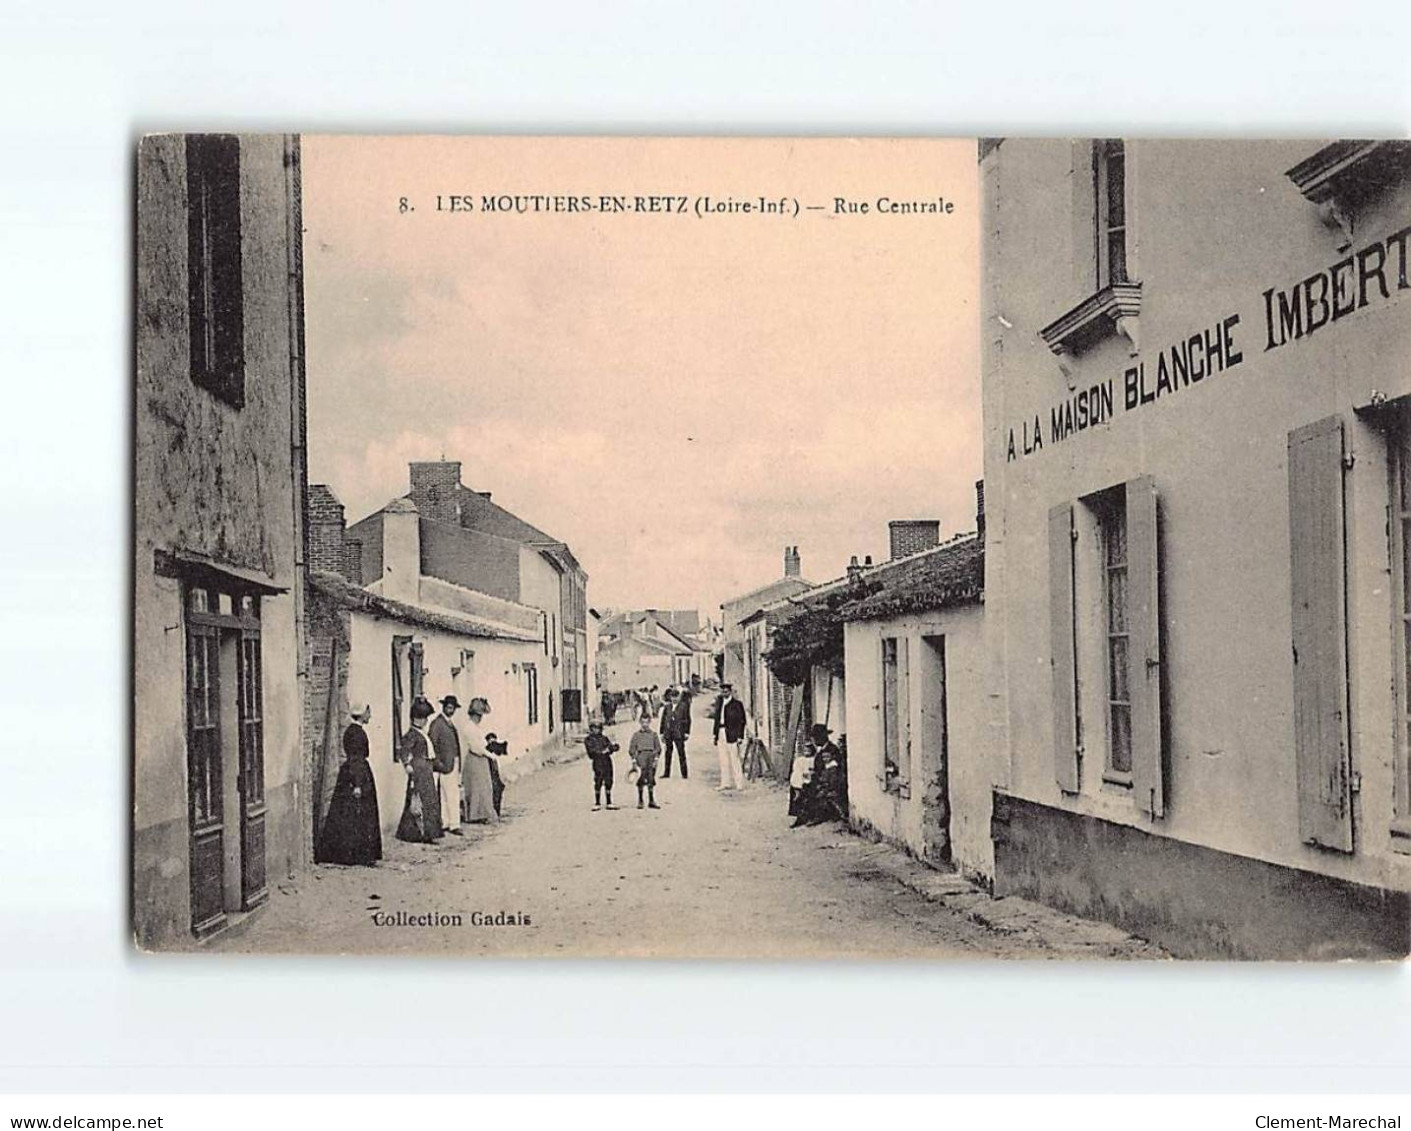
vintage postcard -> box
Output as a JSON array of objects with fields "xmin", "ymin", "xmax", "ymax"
[{"xmin": 133, "ymin": 135, "xmax": 1411, "ymax": 959}]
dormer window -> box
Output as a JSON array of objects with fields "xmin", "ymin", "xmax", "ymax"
[
  {"xmin": 1039, "ymin": 139, "xmax": 1142, "ymax": 368},
  {"xmin": 1095, "ymin": 139, "xmax": 1129, "ymax": 289}
]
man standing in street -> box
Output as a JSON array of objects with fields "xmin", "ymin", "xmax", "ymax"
[
  {"xmin": 429, "ymin": 695, "xmax": 463, "ymax": 835},
  {"xmin": 662, "ymin": 684, "xmax": 691, "ymax": 780},
  {"xmin": 715, "ymin": 684, "xmax": 747, "ymax": 791}
]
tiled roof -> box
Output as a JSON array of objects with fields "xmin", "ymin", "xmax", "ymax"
[
  {"xmin": 842, "ymin": 535, "xmax": 984, "ymax": 622},
  {"xmin": 454, "ymin": 486, "xmax": 557, "ymax": 545}
]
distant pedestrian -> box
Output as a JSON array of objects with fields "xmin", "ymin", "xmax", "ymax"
[
  {"xmin": 395, "ymin": 698, "xmax": 442, "ymax": 843},
  {"xmin": 483, "ymin": 730, "xmax": 508, "ymax": 816},
  {"xmin": 661, "ymin": 686, "xmax": 691, "ymax": 779},
  {"xmin": 628, "ymin": 714, "xmax": 662, "ymax": 810},
  {"xmin": 714, "ymin": 684, "xmax": 747, "ymax": 791},
  {"xmin": 584, "ymin": 721, "xmax": 620, "ymax": 810},
  {"xmin": 315, "ymin": 703, "xmax": 382, "ymax": 866},
  {"xmin": 429, "ymin": 695, "xmax": 463, "ymax": 835}
]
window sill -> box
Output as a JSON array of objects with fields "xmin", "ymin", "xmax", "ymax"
[
  {"xmin": 1039, "ymin": 282, "xmax": 1143, "ymax": 365},
  {"xmin": 1101, "ymin": 771, "xmax": 1133, "ymax": 790},
  {"xmin": 1391, "ymin": 818, "xmax": 1411, "ymax": 855}
]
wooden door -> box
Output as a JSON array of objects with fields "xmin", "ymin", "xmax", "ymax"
[
  {"xmin": 237, "ymin": 630, "xmax": 268, "ymax": 909},
  {"xmin": 186, "ymin": 620, "xmax": 225, "ymax": 937}
]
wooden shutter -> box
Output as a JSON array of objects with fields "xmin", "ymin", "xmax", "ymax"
[
  {"xmin": 1049, "ymin": 503, "xmax": 1080, "ymax": 792},
  {"xmin": 409, "ymin": 641, "xmax": 425, "ymax": 700},
  {"xmin": 391, "ymin": 635, "xmax": 411, "ymax": 758},
  {"xmin": 1288, "ymin": 416, "xmax": 1353, "ymax": 852},
  {"xmin": 897, "ymin": 636, "xmax": 912, "ymax": 797},
  {"xmin": 1127, "ymin": 476, "xmax": 1165, "ymax": 817}
]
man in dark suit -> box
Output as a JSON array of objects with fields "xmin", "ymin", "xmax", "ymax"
[
  {"xmin": 429, "ymin": 695, "xmax": 463, "ymax": 835},
  {"xmin": 661, "ymin": 686, "xmax": 692, "ymax": 779},
  {"xmin": 714, "ymin": 684, "xmax": 747, "ymax": 790}
]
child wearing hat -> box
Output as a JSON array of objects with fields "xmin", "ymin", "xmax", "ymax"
[
  {"xmin": 628, "ymin": 713, "xmax": 663, "ymax": 809},
  {"xmin": 584, "ymin": 721, "xmax": 621, "ymax": 810}
]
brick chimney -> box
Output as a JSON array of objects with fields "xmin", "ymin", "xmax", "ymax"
[
  {"xmin": 408, "ymin": 460, "xmax": 463, "ymax": 525},
  {"xmin": 889, "ymin": 520, "xmax": 941, "ymax": 560},
  {"xmin": 784, "ymin": 545, "xmax": 802, "ymax": 578},
  {"xmin": 975, "ymin": 479, "xmax": 986, "ymax": 540},
  {"xmin": 308, "ymin": 485, "xmax": 347, "ymax": 576}
]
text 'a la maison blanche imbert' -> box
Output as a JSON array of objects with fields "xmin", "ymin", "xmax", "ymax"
[{"xmin": 401, "ymin": 193, "xmax": 958, "ymax": 219}]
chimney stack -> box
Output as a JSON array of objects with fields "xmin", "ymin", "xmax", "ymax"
[
  {"xmin": 307, "ymin": 485, "xmax": 348, "ymax": 577},
  {"xmin": 784, "ymin": 545, "xmax": 802, "ymax": 578},
  {"xmin": 888, "ymin": 520, "xmax": 941, "ymax": 560},
  {"xmin": 975, "ymin": 479, "xmax": 986, "ymax": 540},
  {"xmin": 381, "ymin": 497, "xmax": 421, "ymax": 603},
  {"xmin": 408, "ymin": 460, "xmax": 463, "ymax": 525}
]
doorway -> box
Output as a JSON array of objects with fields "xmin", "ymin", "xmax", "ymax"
[
  {"xmin": 184, "ymin": 583, "xmax": 268, "ymax": 938},
  {"xmin": 919, "ymin": 634, "xmax": 952, "ymax": 865}
]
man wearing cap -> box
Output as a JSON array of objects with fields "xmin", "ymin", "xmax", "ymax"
[
  {"xmin": 429, "ymin": 695, "xmax": 463, "ymax": 836},
  {"xmin": 458, "ymin": 696, "xmax": 498, "ymax": 823}
]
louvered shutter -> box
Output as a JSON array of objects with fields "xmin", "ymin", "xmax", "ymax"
[
  {"xmin": 1049, "ymin": 503, "xmax": 1080, "ymax": 792},
  {"xmin": 1287, "ymin": 416, "xmax": 1354, "ymax": 852},
  {"xmin": 1127, "ymin": 476, "xmax": 1165, "ymax": 817}
]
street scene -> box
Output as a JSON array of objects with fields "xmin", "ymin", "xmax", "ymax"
[
  {"xmin": 216, "ymin": 696, "xmax": 1159, "ymax": 959},
  {"xmin": 133, "ymin": 135, "xmax": 1411, "ymax": 960}
]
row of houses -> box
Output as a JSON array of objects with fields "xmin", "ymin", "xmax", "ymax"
[
  {"xmin": 595, "ymin": 609, "xmax": 717, "ymax": 692},
  {"xmin": 727, "ymin": 138, "xmax": 1411, "ymax": 959},
  {"xmin": 132, "ymin": 135, "xmax": 596, "ymax": 947}
]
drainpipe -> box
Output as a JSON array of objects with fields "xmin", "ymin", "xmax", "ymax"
[{"xmin": 284, "ymin": 133, "xmax": 311, "ymax": 871}]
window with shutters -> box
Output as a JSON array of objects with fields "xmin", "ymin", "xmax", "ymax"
[
  {"xmin": 1058, "ymin": 478, "xmax": 1165, "ymax": 815},
  {"xmin": 186, "ymin": 134, "xmax": 245, "ymax": 408},
  {"xmin": 1387, "ymin": 411, "xmax": 1411, "ymax": 850}
]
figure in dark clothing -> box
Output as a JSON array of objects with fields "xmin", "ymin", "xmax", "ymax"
[
  {"xmin": 584, "ymin": 721, "xmax": 620, "ymax": 810},
  {"xmin": 396, "ymin": 698, "xmax": 442, "ymax": 843},
  {"xmin": 660, "ymin": 687, "xmax": 691, "ymax": 779},
  {"xmin": 791, "ymin": 723, "xmax": 846, "ymax": 827},
  {"xmin": 484, "ymin": 733, "xmax": 509, "ymax": 816},
  {"xmin": 315, "ymin": 705, "xmax": 382, "ymax": 865}
]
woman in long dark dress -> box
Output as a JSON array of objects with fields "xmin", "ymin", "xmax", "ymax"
[
  {"xmin": 396, "ymin": 698, "xmax": 443, "ymax": 843},
  {"xmin": 315, "ymin": 703, "xmax": 382, "ymax": 865}
]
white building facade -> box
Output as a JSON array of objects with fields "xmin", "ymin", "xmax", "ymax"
[{"xmin": 981, "ymin": 138, "xmax": 1411, "ymax": 957}]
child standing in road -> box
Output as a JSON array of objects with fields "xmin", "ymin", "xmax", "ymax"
[
  {"xmin": 628, "ymin": 714, "xmax": 662, "ymax": 810},
  {"xmin": 584, "ymin": 721, "xmax": 620, "ymax": 811}
]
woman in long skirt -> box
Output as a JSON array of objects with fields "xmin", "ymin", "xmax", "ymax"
[
  {"xmin": 315, "ymin": 704, "xmax": 383, "ymax": 865},
  {"xmin": 396, "ymin": 698, "xmax": 442, "ymax": 843}
]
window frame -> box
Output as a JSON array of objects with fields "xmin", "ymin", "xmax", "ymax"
[
  {"xmin": 1096, "ymin": 489, "xmax": 1135, "ymax": 786},
  {"xmin": 185, "ymin": 134, "xmax": 245, "ymax": 408}
]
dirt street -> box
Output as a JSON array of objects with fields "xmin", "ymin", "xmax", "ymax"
[{"xmin": 214, "ymin": 703, "xmax": 1163, "ymax": 959}]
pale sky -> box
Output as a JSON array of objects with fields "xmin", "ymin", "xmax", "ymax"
[{"xmin": 303, "ymin": 136, "xmax": 980, "ymax": 616}]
